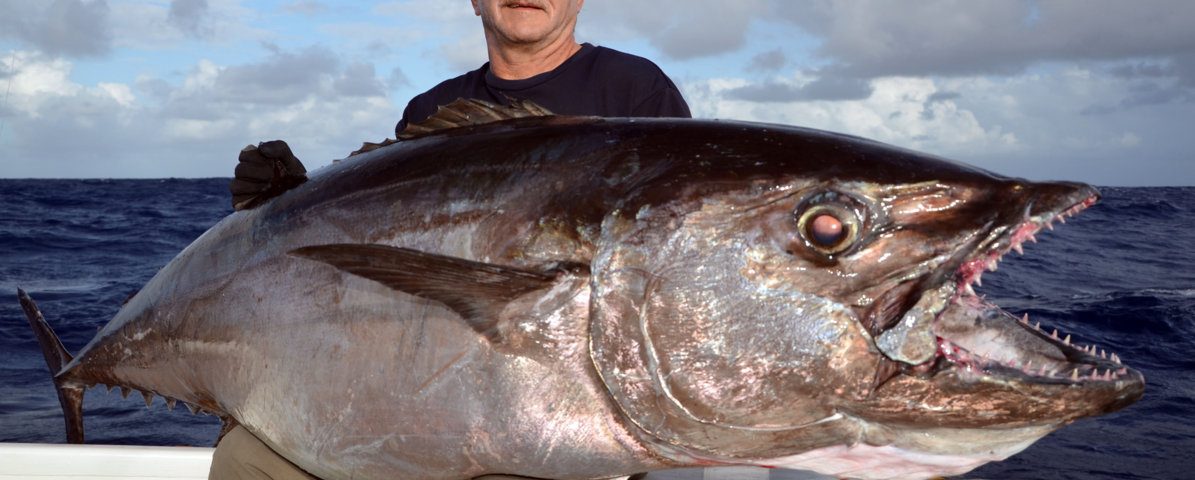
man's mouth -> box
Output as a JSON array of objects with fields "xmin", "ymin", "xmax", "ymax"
[{"xmin": 504, "ymin": 1, "xmax": 544, "ymax": 10}]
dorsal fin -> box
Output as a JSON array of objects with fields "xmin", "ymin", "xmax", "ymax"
[
  {"xmin": 290, "ymin": 244, "xmax": 561, "ymax": 342},
  {"xmin": 397, "ymin": 97, "xmax": 555, "ymax": 140}
]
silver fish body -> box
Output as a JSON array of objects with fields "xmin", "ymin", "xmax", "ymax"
[{"xmin": 20, "ymin": 111, "xmax": 1144, "ymax": 480}]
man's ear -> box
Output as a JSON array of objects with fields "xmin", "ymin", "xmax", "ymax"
[{"xmin": 471, "ymin": 0, "xmax": 481, "ymax": 16}]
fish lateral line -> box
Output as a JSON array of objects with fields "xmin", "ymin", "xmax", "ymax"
[{"xmin": 289, "ymin": 243, "xmax": 571, "ymax": 342}]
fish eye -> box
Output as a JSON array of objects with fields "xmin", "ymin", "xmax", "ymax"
[{"xmin": 795, "ymin": 193, "xmax": 863, "ymax": 256}]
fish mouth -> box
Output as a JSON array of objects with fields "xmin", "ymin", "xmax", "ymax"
[{"xmin": 876, "ymin": 189, "xmax": 1144, "ymax": 410}]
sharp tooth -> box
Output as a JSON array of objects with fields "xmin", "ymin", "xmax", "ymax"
[
  {"xmin": 963, "ymin": 283, "xmax": 976, "ymax": 296},
  {"xmin": 974, "ymin": 274, "xmax": 983, "ymax": 287},
  {"xmin": 1063, "ymin": 334, "xmax": 1071, "ymax": 345},
  {"xmin": 166, "ymin": 398, "xmax": 177, "ymax": 410},
  {"xmin": 1101, "ymin": 349, "xmax": 1107, "ymax": 359},
  {"xmin": 186, "ymin": 403, "xmax": 201, "ymax": 415},
  {"xmin": 1028, "ymin": 233, "xmax": 1038, "ymax": 243},
  {"xmin": 1034, "ymin": 321, "xmax": 1041, "ymax": 331},
  {"xmin": 1071, "ymin": 369, "xmax": 1079, "ymax": 381},
  {"xmin": 1045, "ymin": 222, "xmax": 1055, "ymax": 231},
  {"xmin": 1020, "ymin": 313, "xmax": 1029, "ymax": 324},
  {"xmin": 1117, "ymin": 368, "xmax": 1128, "ymax": 375},
  {"xmin": 1023, "ymin": 360, "xmax": 1033, "ymax": 372},
  {"xmin": 1057, "ymin": 215, "xmax": 1067, "ymax": 224},
  {"xmin": 142, "ymin": 391, "xmax": 155, "ymax": 409},
  {"xmin": 1112, "ymin": 353, "xmax": 1121, "ymax": 364},
  {"xmin": 1051, "ymin": 329, "xmax": 1059, "ymax": 340},
  {"xmin": 1013, "ymin": 243, "xmax": 1024, "ymax": 255},
  {"xmin": 1038, "ymin": 365, "xmax": 1050, "ymax": 376},
  {"xmin": 986, "ymin": 259, "xmax": 999, "ymax": 271},
  {"xmin": 120, "ymin": 387, "xmax": 131, "ymax": 399},
  {"xmin": 106, "ymin": 384, "xmax": 115, "ymax": 394}
]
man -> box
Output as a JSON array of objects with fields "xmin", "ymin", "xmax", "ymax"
[
  {"xmin": 397, "ymin": 0, "xmax": 690, "ymax": 135},
  {"xmin": 231, "ymin": 0, "xmax": 690, "ymax": 211},
  {"xmin": 216, "ymin": 1, "xmax": 685, "ymax": 478}
]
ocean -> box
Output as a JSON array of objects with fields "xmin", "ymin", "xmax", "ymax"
[{"xmin": 0, "ymin": 179, "xmax": 1192, "ymax": 479}]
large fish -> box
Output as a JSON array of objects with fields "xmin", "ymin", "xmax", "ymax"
[{"xmin": 18, "ymin": 100, "xmax": 1143, "ymax": 480}]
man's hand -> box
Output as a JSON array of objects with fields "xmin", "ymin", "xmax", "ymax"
[{"xmin": 230, "ymin": 140, "xmax": 308, "ymax": 211}]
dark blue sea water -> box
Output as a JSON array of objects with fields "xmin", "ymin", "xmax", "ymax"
[{"xmin": 0, "ymin": 179, "xmax": 1192, "ymax": 479}]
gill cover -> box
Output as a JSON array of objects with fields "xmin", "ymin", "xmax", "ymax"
[{"xmin": 588, "ymin": 194, "xmax": 873, "ymax": 459}]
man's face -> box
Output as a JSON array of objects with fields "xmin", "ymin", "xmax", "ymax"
[{"xmin": 472, "ymin": 0, "xmax": 584, "ymax": 45}]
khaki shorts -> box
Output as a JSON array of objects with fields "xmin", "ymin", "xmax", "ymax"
[
  {"xmin": 208, "ymin": 425, "xmax": 552, "ymax": 479},
  {"xmin": 208, "ymin": 425, "xmax": 316, "ymax": 480}
]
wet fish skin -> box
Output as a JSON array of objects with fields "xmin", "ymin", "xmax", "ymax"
[{"xmin": 19, "ymin": 110, "xmax": 1142, "ymax": 480}]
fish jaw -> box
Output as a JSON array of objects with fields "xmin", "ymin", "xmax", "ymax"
[
  {"xmin": 857, "ymin": 181, "xmax": 1144, "ymax": 426},
  {"xmin": 751, "ymin": 427, "xmax": 1050, "ymax": 480}
]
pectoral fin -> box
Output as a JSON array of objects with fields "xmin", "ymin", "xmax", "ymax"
[{"xmin": 290, "ymin": 244, "xmax": 561, "ymax": 341}]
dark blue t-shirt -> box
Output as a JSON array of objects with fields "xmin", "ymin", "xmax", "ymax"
[{"xmin": 396, "ymin": 43, "xmax": 691, "ymax": 136}]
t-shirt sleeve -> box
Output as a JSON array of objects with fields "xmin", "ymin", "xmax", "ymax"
[
  {"xmin": 395, "ymin": 96, "xmax": 429, "ymax": 138},
  {"xmin": 607, "ymin": 50, "xmax": 691, "ymax": 118},
  {"xmin": 632, "ymin": 85, "xmax": 692, "ymax": 118}
]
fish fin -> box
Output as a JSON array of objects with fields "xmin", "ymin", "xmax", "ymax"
[
  {"xmin": 348, "ymin": 138, "xmax": 399, "ymax": 157},
  {"xmin": 397, "ymin": 97, "xmax": 556, "ymax": 140},
  {"xmin": 17, "ymin": 288, "xmax": 86, "ymax": 443},
  {"xmin": 290, "ymin": 244, "xmax": 560, "ymax": 340}
]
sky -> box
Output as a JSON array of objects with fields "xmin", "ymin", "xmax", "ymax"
[{"xmin": 0, "ymin": 0, "xmax": 1193, "ymax": 185}]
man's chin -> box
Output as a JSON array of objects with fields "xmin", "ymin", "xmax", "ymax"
[{"xmin": 498, "ymin": 26, "xmax": 557, "ymax": 45}]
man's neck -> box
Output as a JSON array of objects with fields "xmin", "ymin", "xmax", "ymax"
[{"xmin": 486, "ymin": 36, "xmax": 582, "ymax": 81}]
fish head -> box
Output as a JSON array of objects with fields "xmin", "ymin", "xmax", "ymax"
[{"xmin": 586, "ymin": 122, "xmax": 1144, "ymax": 476}]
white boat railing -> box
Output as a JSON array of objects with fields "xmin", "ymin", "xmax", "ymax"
[
  {"xmin": 0, "ymin": 443, "xmax": 213, "ymax": 480},
  {"xmin": 0, "ymin": 443, "xmax": 829, "ymax": 479}
]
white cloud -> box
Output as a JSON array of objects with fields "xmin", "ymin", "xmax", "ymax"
[
  {"xmin": 688, "ymin": 75, "xmax": 1018, "ymax": 159},
  {"xmin": 774, "ymin": 0, "xmax": 1195, "ymax": 79},
  {"xmin": 4, "ymin": 51, "xmax": 83, "ymax": 114},
  {"xmin": 107, "ymin": 0, "xmax": 262, "ymax": 51},
  {"xmin": 1, "ymin": 0, "xmax": 1192, "ymax": 185},
  {"xmin": 582, "ymin": 0, "xmax": 765, "ymax": 60},
  {"xmin": 97, "ymin": 83, "xmax": 136, "ymax": 107},
  {"xmin": 1118, "ymin": 132, "xmax": 1142, "ymax": 148},
  {"xmin": 372, "ymin": 0, "xmax": 486, "ymax": 74},
  {"xmin": 168, "ymin": 0, "xmax": 211, "ymax": 37},
  {"xmin": 0, "ymin": 48, "xmax": 398, "ymax": 178},
  {"xmin": 0, "ymin": 0, "xmax": 113, "ymax": 57}
]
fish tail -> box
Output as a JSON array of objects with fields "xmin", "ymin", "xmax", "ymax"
[{"xmin": 17, "ymin": 288, "xmax": 86, "ymax": 443}]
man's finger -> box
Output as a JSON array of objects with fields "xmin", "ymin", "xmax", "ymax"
[
  {"xmin": 237, "ymin": 144, "xmax": 270, "ymax": 165},
  {"xmin": 229, "ymin": 178, "xmax": 268, "ymax": 196},
  {"xmin": 234, "ymin": 159, "xmax": 274, "ymax": 181},
  {"xmin": 257, "ymin": 140, "xmax": 306, "ymax": 175}
]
